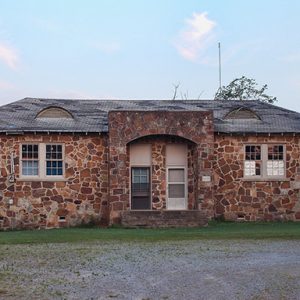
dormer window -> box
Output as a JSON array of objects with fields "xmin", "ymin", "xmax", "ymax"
[
  {"xmin": 224, "ymin": 108, "xmax": 260, "ymax": 120},
  {"xmin": 36, "ymin": 107, "xmax": 73, "ymax": 119}
]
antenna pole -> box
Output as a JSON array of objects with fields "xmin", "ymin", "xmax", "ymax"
[{"xmin": 218, "ymin": 42, "xmax": 222, "ymax": 90}]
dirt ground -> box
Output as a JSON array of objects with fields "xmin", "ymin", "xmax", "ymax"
[{"xmin": 0, "ymin": 240, "xmax": 299, "ymax": 300}]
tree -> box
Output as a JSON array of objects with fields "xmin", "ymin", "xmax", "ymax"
[{"xmin": 214, "ymin": 76, "xmax": 277, "ymax": 104}]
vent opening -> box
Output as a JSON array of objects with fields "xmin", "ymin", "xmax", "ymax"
[
  {"xmin": 36, "ymin": 107, "xmax": 73, "ymax": 119},
  {"xmin": 58, "ymin": 216, "xmax": 66, "ymax": 222},
  {"xmin": 224, "ymin": 108, "xmax": 260, "ymax": 120}
]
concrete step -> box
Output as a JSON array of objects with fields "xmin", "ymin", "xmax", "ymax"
[{"xmin": 120, "ymin": 210, "xmax": 208, "ymax": 228}]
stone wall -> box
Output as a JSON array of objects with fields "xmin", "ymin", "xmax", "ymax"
[
  {"xmin": 214, "ymin": 134, "xmax": 300, "ymax": 221},
  {"xmin": 3, "ymin": 118, "xmax": 298, "ymax": 230},
  {"xmin": 0, "ymin": 134, "xmax": 108, "ymax": 229},
  {"xmin": 108, "ymin": 110, "xmax": 215, "ymax": 224}
]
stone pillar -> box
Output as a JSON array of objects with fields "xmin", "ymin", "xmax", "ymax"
[{"xmin": 151, "ymin": 141, "xmax": 166, "ymax": 209}]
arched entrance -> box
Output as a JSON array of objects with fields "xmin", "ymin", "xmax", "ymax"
[
  {"xmin": 108, "ymin": 110, "xmax": 214, "ymax": 225},
  {"xmin": 128, "ymin": 134, "xmax": 197, "ymax": 211}
]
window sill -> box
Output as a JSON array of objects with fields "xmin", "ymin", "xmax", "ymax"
[
  {"xmin": 242, "ymin": 178, "xmax": 289, "ymax": 182},
  {"xmin": 17, "ymin": 177, "xmax": 67, "ymax": 182}
]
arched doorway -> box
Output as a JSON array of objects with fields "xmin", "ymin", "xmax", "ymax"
[{"xmin": 128, "ymin": 134, "xmax": 197, "ymax": 211}]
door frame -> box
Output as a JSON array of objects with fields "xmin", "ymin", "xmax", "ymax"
[
  {"xmin": 166, "ymin": 166, "xmax": 188, "ymax": 210},
  {"xmin": 130, "ymin": 166, "xmax": 152, "ymax": 210}
]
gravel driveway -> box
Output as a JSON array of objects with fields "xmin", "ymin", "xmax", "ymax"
[{"xmin": 0, "ymin": 240, "xmax": 299, "ymax": 300}]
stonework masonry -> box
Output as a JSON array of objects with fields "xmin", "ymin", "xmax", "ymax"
[
  {"xmin": 108, "ymin": 110, "xmax": 215, "ymax": 224},
  {"xmin": 0, "ymin": 134, "xmax": 109, "ymax": 229},
  {"xmin": 214, "ymin": 134, "xmax": 300, "ymax": 221},
  {"xmin": 1, "ymin": 111, "xmax": 300, "ymax": 229}
]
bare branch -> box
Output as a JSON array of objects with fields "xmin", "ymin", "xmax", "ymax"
[
  {"xmin": 172, "ymin": 82, "xmax": 180, "ymax": 100},
  {"xmin": 197, "ymin": 90, "xmax": 204, "ymax": 100}
]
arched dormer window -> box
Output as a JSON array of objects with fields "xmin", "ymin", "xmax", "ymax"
[
  {"xmin": 224, "ymin": 107, "xmax": 260, "ymax": 120},
  {"xmin": 36, "ymin": 107, "xmax": 73, "ymax": 119}
]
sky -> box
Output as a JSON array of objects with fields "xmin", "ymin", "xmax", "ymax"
[{"xmin": 0, "ymin": 0, "xmax": 300, "ymax": 111}]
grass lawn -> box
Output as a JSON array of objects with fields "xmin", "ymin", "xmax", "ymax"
[{"xmin": 0, "ymin": 221, "xmax": 299, "ymax": 244}]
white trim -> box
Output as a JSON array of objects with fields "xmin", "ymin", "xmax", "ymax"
[
  {"xmin": 166, "ymin": 166, "xmax": 187, "ymax": 210},
  {"xmin": 19, "ymin": 142, "xmax": 65, "ymax": 181},
  {"xmin": 243, "ymin": 143, "xmax": 286, "ymax": 180}
]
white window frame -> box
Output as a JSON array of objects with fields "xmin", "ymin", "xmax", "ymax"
[
  {"xmin": 166, "ymin": 166, "xmax": 187, "ymax": 210},
  {"xmin": 130, "ymin": 166, "xmax": 152, "ymax": 210},
  {"xmin": 243, "ymin": 144, "xmax": 286, "ymax": 180},
  {"xmin": 20, "ymin": 143, "xmax": 65, "ymax": 180},
  {"xmin": 20, "ymin": 143, "xmax": 40, "ymax": 179},
  {"xmin": 129, "ymin": 144, "xmax": 152, "ymax": 210}
]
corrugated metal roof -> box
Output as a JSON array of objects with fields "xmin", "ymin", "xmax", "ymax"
[{"xmin": 0, "ymin": 97, "xmax": 300, "ymax": 134}]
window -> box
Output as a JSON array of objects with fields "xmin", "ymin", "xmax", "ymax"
[
  {"xmin": 131, "ymin": 167, "xmax": 151, "ymax": 210},
  {"xmin": 267, "ymin": 145, "xmax": 284, "ymax": 176},
  {"xmin": 22, "ymin": 144, "xmax": 39, "ymax": 176},
  {"xmin": 20, "ymin": 143, "xmax": 64, "ymax": 179},
  {"xmin": 167, "ymin": 167, "xmax": 187, "ymax": 210},
  {"xmin": 244, "ymin": 145, "xmax": 261, "ymax": 176},
  {"xmin": 36, "ymin": 107, "xmax": 73, "ymax": 119},
  {"xmin": 224, "ymin": 108, "xmax": 260, "ymax": 120},
  {"xmin": 166, "ymin": 144, "xmax": 187, "ymax": 210},
  {"xmin": 46, "ymin": 145, "xmax": 63, "ymax": 176},
  {"xmin": 244, "ymin": 144, "xmax": 285, "ymax": 179},
  {"xmin": 168, "ymin": 168, "xmax": 185, "ymax": 198}
]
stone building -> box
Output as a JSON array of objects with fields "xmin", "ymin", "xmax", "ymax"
[{"xmin": 0, "ymin": 97, "xmax": 300, "ymax": 229}]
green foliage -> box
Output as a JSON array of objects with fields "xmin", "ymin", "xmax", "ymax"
[
  {"xmin": 215, "ymin": 76, "xmax": 277, "ymax": 103},
  {"xmin": 0, "ymin": 222, "xmax": 299, "ymax": 244}
]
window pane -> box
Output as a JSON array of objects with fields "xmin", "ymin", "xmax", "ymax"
[
  {"xmin": 255, "ymin": 162, "xmax": 261, "ymax": 175},
  {"xmin": 169, "ymin": 169, "xmax": 184, "ymax": 182},
  {"xmin": 267, "ymin": 145, "xmax": 284, "ymax": 176},
  {"xmin": 22, "ymin": 160, "xmax": 38, "ymax": 176},
  {"xmin": 245, "ymin": 145, "xmax": 261, "ymax": 161},
  {"xmin": 244, "ymin": 161, "xmax": 255, "ymax": 176},
  {"xmin": 168, "ymin": 184, "xmax": 185, "ymax": 198},
  {"xmin": 46, "ymin": 144, "xmax": 64, "ymax": 176},
  {"xmin": 22, "ymin": 144, "xmax": 39, "ymax": 176},
  {"xmin": 140, "ymin": 169, "xmax": 148, "ymax": 176},
  {"xmin": 46, "ymin": 160, "xmax": 63, "ymax": 176},
  {"xmin": 133, "ymin": 175, "xmax": 140, "ymax": 183},
  {"xmin": 267, "ymin": 160, "xmax": 285, "ymax": 176},
  {"xmin": 140, "ymin": 175, "xmax": 148, "ymax": 183}
]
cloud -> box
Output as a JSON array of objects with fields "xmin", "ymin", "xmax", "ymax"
[
  {"xmin": 174, "ymin": 12, "xmax": 216, "ymax": 62},
  {"xmin": 0, "ymin": 42, "xmax": 19, "ymax": 70}
]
